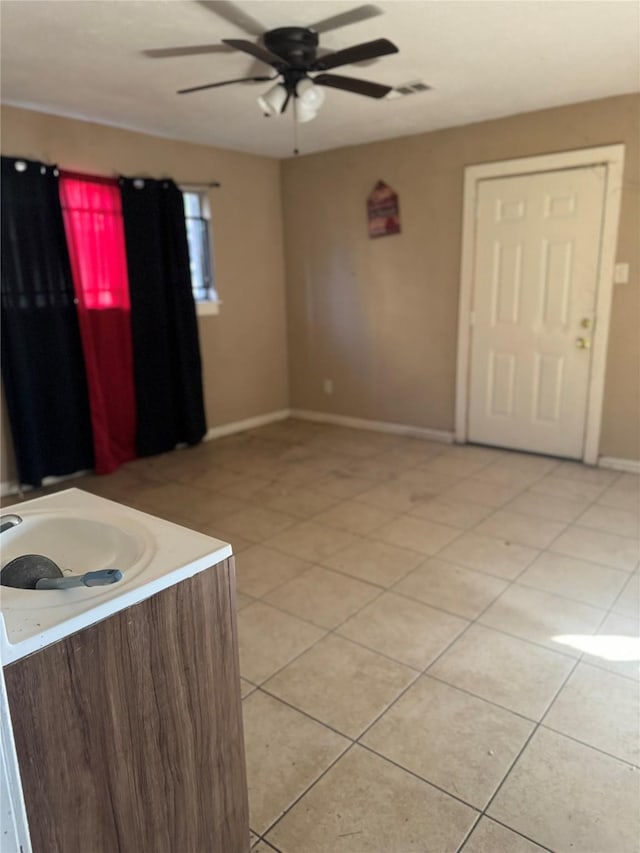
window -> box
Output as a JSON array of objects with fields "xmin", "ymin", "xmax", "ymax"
[{"xmin": 182, "ymin": 189, "xmax": 218, "ymax": 313}]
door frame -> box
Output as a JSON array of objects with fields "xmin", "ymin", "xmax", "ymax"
[{"xmin": 455, "ymin": 144, "xmax": 625, "ymax": 465}]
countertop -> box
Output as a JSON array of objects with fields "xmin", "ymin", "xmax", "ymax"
[{"xmin": 0, "ymin": 488, "xmax": 232, "ymax": 665}]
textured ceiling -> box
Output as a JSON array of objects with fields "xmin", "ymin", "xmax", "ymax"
[{"xmin": 1, "ymin": 0, "xmax": 639, "ymax": 158}]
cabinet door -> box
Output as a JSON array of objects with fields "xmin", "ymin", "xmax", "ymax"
[{"xmin": 4, "ymin": 558, "xmax": 249, "ymax": 853}]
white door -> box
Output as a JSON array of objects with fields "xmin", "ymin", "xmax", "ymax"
[{"xmin": 467, "ymin": 166, "xmax": 606, "ymax": 458}]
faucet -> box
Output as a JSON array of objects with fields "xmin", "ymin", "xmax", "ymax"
[{"xmin": 0, "ymin": 514, "xmax": 22, "ymax": 534}]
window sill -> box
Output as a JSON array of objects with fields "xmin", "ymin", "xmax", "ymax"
[{"xmin": 196, "ymin": 300, "xmax": 221, "ymax": 317}]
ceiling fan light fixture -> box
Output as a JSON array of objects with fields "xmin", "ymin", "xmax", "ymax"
[
  {"xmin": 258, "ymin": 83, "xmax": 287, "ymax": 115},
  {"xmin": 296, "ymin": 77, "xmax": 326, "ymax": 109},
  {"xmin": 295, "ymin": 100, "xmax": 319, "ymax": 123}
]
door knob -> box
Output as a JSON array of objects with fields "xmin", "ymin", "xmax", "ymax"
[
  {"xmin": 580, "ymin": 318, "xmax": 592, "ymax": 329},
  {"xmin": 576, "ymin": 337, "xmax": 591, "ymax": 349}
]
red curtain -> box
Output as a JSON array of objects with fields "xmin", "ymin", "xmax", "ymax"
[{"xmin": 59, "ymin": 173, "xmax": 136, "ymax": 474}]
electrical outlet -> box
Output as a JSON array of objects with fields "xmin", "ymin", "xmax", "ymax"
[{"xmin": 323, "ymin": 379, "xmax": 334, "ymax": 395}]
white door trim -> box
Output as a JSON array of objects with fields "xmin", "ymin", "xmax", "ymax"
[{"xmin": 455, "ymin": 144, "xmax": 625, "ymax": 464}]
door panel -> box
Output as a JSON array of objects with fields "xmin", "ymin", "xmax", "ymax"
[{"xmin": 468, "ymin": 166, "xmax": 606, "ymax": 458}]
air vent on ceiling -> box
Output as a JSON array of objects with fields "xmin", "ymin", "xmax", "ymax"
[{"xmin": 386, "ymin": 80, "xmax": 432, "ymax": 99}]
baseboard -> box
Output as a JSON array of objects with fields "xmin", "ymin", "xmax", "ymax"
[
  {"xmin": 598, "ymin": 456, "xmax": 640, "ymax": 474},
  {"xmin": 204, "ymin": 409, "xmax": 291, "ymax": 442},
  {"xmin": 1, "ymin": 469, "xmax": 91, "ymax": 500},
  {"xmin": 290, "ymin": 409, "xmax": 455, "ymax": 444},
  {"xmin": 1, "ymin": 413, "xmax": 292, "ymax": 497}
]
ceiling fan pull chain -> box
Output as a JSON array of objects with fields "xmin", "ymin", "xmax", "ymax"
[{"xmin": 293, "ymin": 98, "xmax": 300, "ymax": 156}]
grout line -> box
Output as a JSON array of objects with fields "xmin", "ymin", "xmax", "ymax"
[
  {"xmin": 475, "ymin": 604, "xmax": 614, "ymax": 826},
  {"xmin": 457, "ymin": 814, "xmax": 556, "ymax": 853}
]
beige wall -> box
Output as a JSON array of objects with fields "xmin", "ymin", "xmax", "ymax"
[
  {"xmin": 282, "ymin": 94, "xmax": 640, "ymax": 460},
  {"xmin": 1, "ymin": 105, "xmax": 289, "ymax": 482}
]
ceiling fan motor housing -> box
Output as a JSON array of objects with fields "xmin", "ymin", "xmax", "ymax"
[{"xmin": 263, "ymin": 27, "xmax": 319, "ymax": 68}]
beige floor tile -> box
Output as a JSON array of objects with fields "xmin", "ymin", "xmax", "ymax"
[
  {"xmin": 421, "ymin": 455, "xmax": 490, "ymax": 479},
  {"xmin": 249, "ymin": 830, "xmax": 260, "ymax": 848},
  {"xmin": 530, "ymin": 474, "xmax": 606, "ymax": 503},
  {"xmin": 478, "ymin": 584, "xmax": 606, "ymax": 657},
  {"xmin": 472, "ymin": 466, "xmax": 543, "ymax": 490},
  {"xmin": 543, "ymin": 663, "xmax": 640, "ymax": 765},
  {"xmin": 393, "ymin": 558, "xmax": 509, "ymax": 619},
  {"xmin": 240, "ymin": 678, "xmax": 256, "ymax": 698},
  {"xmin": 265, "ymin": 520, "xmax": 360, "ymax": 562},
  {"xmin": 552, "ymin": 461, "xmax": 619, "ymax": 486},
  {"xmin": 357, "ymin": 481, "xmax": 436, "ymax": 513},
  {"xmin": 504, "ymin": 490, "xmax": 589, "ymax": 524},
  {"xmin": 189, "ymin": 491, "xmax": 253, "ymax": 524},
  {"xmin": 438, "ymin": 533, "xmax": 539, "ymax": 580},
  {"xmin": 551, "ymin": 525, "xmax": 640, "ymax": 572},
  {"xmin": 337, "ymin": 592, "xmax": 468, "ymax": 669},
  {"xmin": 612, "ymin": 572, "xmax": 640, "ymax": 619},
  {"xmin": 312, "ymin": 472, "xmax": 377, "ymax": 500},
  {"xmin": 462, "ymin": 818, "xmax": 547, "ymax": 853},
  {"xmin": 577, "ymin": 503, "xmax": 640, "ymax": 539},
  {"xmin": 238, "ymin": 602, "xmax": 326, "ymax": 684},
  {"xmin": 313, "ymin": 499, "xmax": 398, "ymax": 536},
  {"xmin": 407, "ymin": 495, "xmax": 493, "ymax": 529},
  {"xmin": 266, "ymin": 746, "xmax": 477, "ymax": 853},
  {"xmin": 322, "ymin": 539, "xmax": 424, "ymax": 587},
  {"xmin": 395, "ymin": 468, "xmax": 462, "ymax": 495},
  {"xmin": 429, "ymin": 624, "xmax": 574, "ymax": 719},
  {"xmin": 518, "ymin": 551, "xmax": 628, "ymax": 609},
  {"xmin": 381, "ymin": 443, "xmax": 445, "ymax": 469},
  {"xmin": 488, "ymin": 728, "xmax": 640, "ymax": 853},
  {"xmin": 221, "ymin": 474, "xmax": 276, "ymax": 501},
  {"xmin": 264, "ymin": 566, "xmax": 380, "ymax": 630},
  {"xmin": 243, "ymin": 692, "xmax": 349, "ymax": 835},
  {"xmin": 577, "ymin": 612, "xmax": 640, "ymax": 682},
  {"xmin": 363, "ymin": 676, "xmax": 533, "ymax": 809},
  {"xmin": 234, "ymin": 545, "xmax": 311, "ymax": 598},
  {"xmin": 598, "ymin": 479, "xmax": 640, "ymax": 511},
  {"xmin": 473, "ymin": 509, "xmax": 566, "ymax": 549},
  {"xmin": 339, "ymin": 456, "xmax": 403, "ymax": 482},
  {"xmin": 443, "ymin": 478, "xmax": 525, "ymax": 508},
  {"xmin": 373, "ymin": 514, "xmax": 460, "ymax": 556},
  {"xmin": 441, "ymin": 445, "xmax": 506, "ymax": 465},
  {"xmin": 220, "ymin": 506, "xmax": 299, "ymax": 543},
  {"xmin": 228, "ymin": 534, "xmax": 253, "ymax": 553},
  {"xmin": 235, "ymin": 591, "xmax": 254, "ymax": 610},
  {"xmin": 256, "ymin": 486, "xmax": 339, "ymax": 519},
  {"xmin": 264, "ymin": 634, "xmax": 416, "ymax": 738},
  {"xmin": 491, "ymin": 452, "xmax": 560, "ymax": 476},
  {"xmin": 252, "ymin": 841, "xmax": 277, "ymax": 852}
]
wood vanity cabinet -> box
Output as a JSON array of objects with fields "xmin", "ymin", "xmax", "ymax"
[{"xmin": 3, "ymin": 557, "xmax": 250, "ymax": 853}]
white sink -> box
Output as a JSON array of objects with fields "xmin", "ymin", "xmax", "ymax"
[
  {"xmin": 0, "ymin": 488, "xmax": 231, "ymax": 665},
  {"xmin": 1, "ymin": 509, "xmax": 155, "ymax": 611}
]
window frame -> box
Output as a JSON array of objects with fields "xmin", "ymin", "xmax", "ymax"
[{"xmin": 180, "ymin": 186, "xmax": 220, "ymax": 316}]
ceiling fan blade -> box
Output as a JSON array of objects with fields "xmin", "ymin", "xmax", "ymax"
[
  {"xmin": 312, "ymin": 38, "xmax": 398, "ymax": 71},
  {"xmin": 309, "ymin": 4, "xmax": 383, "ymax": 35},
  {"xmin": 144, "ymin": 44, "xmax": 234, "ymax": 59},
  {"xmin": 314, "ymin": 73, "xmax": 392, "ymax": 99},
  {"xmin": 222, "ymin": 39, "xmax": 288, "ymax": 68},
  {"xmin": 177, "ymin": 75, "xmax": 275, "ymax": 95},
  {"xmin": 196, "ymin": 1, "xmax": 264, "ymax": 37}
]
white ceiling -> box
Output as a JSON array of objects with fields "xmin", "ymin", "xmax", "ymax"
[{"xmin": 1, "ymin": 0, "xmax": 638, "ymax": 159}]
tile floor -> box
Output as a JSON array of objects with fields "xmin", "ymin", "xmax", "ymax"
[{"xmin": 5, "ymin": 418, "xmax": 640, "ymax": 852}]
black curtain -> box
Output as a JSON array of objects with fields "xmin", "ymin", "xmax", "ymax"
[
  {"xmin": 0, "ymin": 156, "xmax": 94, "ymax": 487},
  {"xmin": 120, "ymin": 177, "xmax": 206, "ymax": 456}
]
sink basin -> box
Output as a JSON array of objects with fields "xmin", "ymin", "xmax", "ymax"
[
  {"xmin": 0, "ymin": 488, "xmax": 231, "ymax": 665},
  {"xmin": 1, "ymin": 509, "xmax": 155, "ymax": 610}
]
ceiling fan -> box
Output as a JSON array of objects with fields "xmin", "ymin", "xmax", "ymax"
[{"xmin": 145, "ymin": 2, "xmax": 399, "ymax": 121}]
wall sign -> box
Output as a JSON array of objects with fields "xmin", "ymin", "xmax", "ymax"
[{"xmin": 367, "ymin": 180, "xmax": 401, "ymax": 239}]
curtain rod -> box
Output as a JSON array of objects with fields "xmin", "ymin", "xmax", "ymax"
[{"xmin": 8, "ymin": 158, "xmax": 222, "ymax": 188}]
